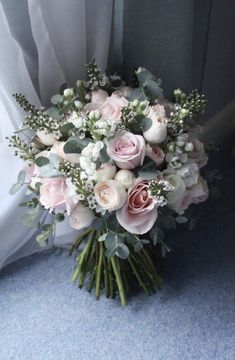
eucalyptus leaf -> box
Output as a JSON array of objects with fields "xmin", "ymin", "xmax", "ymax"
[
  {"xmin": 99, "ymin": 145, "xmax": 110, "ymax": 163},
  {"xmin": 63, "ymin": 138, "xmax": 90, "ymax": 154},
  {"xmin": 136, "ymin": 69, "xmax": 156, "ymax": 84},
  {"xmin": 36, "ymin": 233, "xmax": 48, "ymax": 247},
  {"xmin": 115, "ymin": 243, "xmax": 130, "ymax": 259},
  {"xmin": 144, "ymin": 79, "xmax": 163, "ymax": 99},
  {"xmin": 39, "ymin": 164, "xmax": 62, "ymax": 178},
  {"xmin": 140, "ymin": 117, "xmax": 152, "ymax": 131},
  {"xmin": 47, "ymin": 107, "xmax": 61, "ymax": 119},
  {"xmin": 60, "ymin": 123, "xmax": 75, "ymax": 135},
  {"xmin": 55, "ymin": 213, "xmax": 65, "ymax": 222},
  {"xmin": 128, "ymin": 88, "xmax": 147, "ymax": 101},
  {"xmin": 98, "ymin": 233, "xmax": 108, "ymax": 242},
  {"xmin": 175, "ymin": 216, "xmax": 188, "ymax": 224},
  {"xmin": 17, "ymin": 170, "xmax": 26, "ymax": 185},
  {"xmin": 138, "ymin": 161, "xmax": 158, "ymax": 180},
  {"xmin": 50, "ymin": 94, "xmax": 63, "ymax": 105},
  {"xmin": 21, "ymin": 213, "xmax": 40, "ymax": 228},
  {"xmin": 35, "ymin": 156, "xmax": 49, "ymax": 167},
  {"xmin": 92, "ymin": 217, "xmax": 106, "ymax": 230},
  {"xmin": 104, "ymin": 232, "xmax": 116, "ymax": 249},
  {"xmin": 9, "ymin": 182, "xmax": 22, "ymax": 195}
]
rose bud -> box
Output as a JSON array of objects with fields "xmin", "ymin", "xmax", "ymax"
[
  {"xmin": 143, "ymin": 105, "xmax": 167, "ymax": 144},
  {"xmin": 36, "ymin": 130, "xmax": 56, "ymax": 146}
]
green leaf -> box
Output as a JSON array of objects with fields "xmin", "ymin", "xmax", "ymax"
[
  {"xmin": 55, "ymin": 213, "xmax": 65, "ymax": 222},
  {"xmin": 60, "ymin": 123, "xmax": 75, "ymax": 135},
  {"xmin": 9, "ymin": 182, "xmax": 22, "ymax": 195},
  {"xmin": 63, "ymin": 138, "xmax": 91, "ymax": 154},
  {"xmin": 136, "ymin": 69, "xmax": 156, "ymax": 84},
  {"xmin": 128, "ymin": 88, "xmax": 147, "ymax": 101},
  {"xmin": 36, "ymin": 233, "xmax": 48, "ymax": 247},
  {"xmin": 17, "ymin": 170, "xmax": 26, "ymax": 185},
  {"xmin": 115, "ymin": 243, "xmax": 130, "ymax": 259},
  {"xmin": 50, "ymin": 94, "xmax": 63, "ymax": 105},
  {"xmin": 39, "ymin": 164, "xmax": 62, "ymax": 178},
  {"xmin": 92, "ymin": 217, "xmax": 106, "ymax": 230},
  {"xmin": 41, "ymin": 224, "xmax": 53, "ymax": 231},
  {"xmin": 47, "ymin": 107, "xmax": 61, "ymax": 119},
  {"xmin": 99, "ymin": 145, "xmax": 110, "ymax": 163},
  {"xmin": 140, "ymin": 117, "xmax": 152, "ymax": 131},
  {"xmin": 98, "ymin": 233, "xmax": 108, "ymax": 242},
  {"xmin": 144, "ymin": 79, "xmax": 162, "ymax": 99},
  {"xmin": 21, "ymin": 213, "xmax": 40, "ymax": 228},
  {"xmin": 35, "ymin": 156, "xmax": 49, "ymax": 167},
  {"xmin": 138, "ymin": 161, "xmax": 158, "ymax": 180},
  {"xmin": 175, "ymin": 216, "xmax": 188, "ymax": 224},
  {"xmin": 104, "ymin": 232, "xmax": 117, "ymax": 249}
]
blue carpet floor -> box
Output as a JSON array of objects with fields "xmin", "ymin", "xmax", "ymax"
[{"xmin": 1, "ymin": 140, "xmax": 235, "ymax": 360}]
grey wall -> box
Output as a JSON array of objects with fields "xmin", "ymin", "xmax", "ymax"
[{"xmin": 110, "ymin": 0, "xmax": 235, "ymax": 118}]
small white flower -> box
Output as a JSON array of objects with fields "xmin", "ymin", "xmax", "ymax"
[{"xmin": 64, "ymin": 88, "xmax": 74, "ymax": 97}]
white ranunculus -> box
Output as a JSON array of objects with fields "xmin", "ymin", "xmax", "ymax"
[
  {"xmin": 69, "ymin": 205, "xmax": 95, "ymax": 230},
  {"xmin": 143, "ymin": 105, "xmax": 167, "ymax": 144},
  {"xmin": 93, "ymin": 163, "xmax": 117, "ymax": 182},
  {"xmin": 36, "ymin": 130, "xmax": 56, "ymax": 146},
  {"xmin": 114, "ymin": 170, "xmax": 135, "ymax": 189},
  {"xmin": 177, "ymin": 160, "xmax": 199, "ymax": 188},
  {"xmin": 94, "ymin": 179, "xmax": 127, "ymax": 211}
]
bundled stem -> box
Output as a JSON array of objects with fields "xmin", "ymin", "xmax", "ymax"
[{"xmin": 70, "ymin": 229, "xmax": 161, "ymax": 305}]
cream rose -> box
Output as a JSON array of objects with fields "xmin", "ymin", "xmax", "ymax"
[
  {"xmin": 69, "ymin": 205, "xmax": 95, "ymax": 230},
  {"xmin": 94, "ymin": 179, "xmax": 127, "ymax": 211},
  {"xmin": 143, "ymin": 105, "xmax": 167, "ymax": 144},
  {"xmin": 39, "ymin": 177, "xmax": 66, "ymax": 211}
]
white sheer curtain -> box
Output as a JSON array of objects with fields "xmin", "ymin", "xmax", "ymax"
[{"xmin": 0, "ymin": 0, "xmax": 113, "ymax": 268}]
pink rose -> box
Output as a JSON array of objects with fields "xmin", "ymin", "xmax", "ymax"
[
  {"xmin": 190, "ymin": 176, "xmax": 209, "ymax": 204},
  {"xmin": 39, "ymin": 177, "xmax": 66, "ymax": 211},
  {"xmin": 107, "ymin": 131, "xmax": 145, "ymax": 170},
  {"xmin": 146, "ymin": 144, "xmax": 165, "ymax": 166},
  {"xmin": 99, "ymin": 94, "xmax": 128, "ymax": 122},
  {"xmin": 189, "ymin": 138, "xmax": 208, "ymax": 168},
  {"xmin": 116, "ymin": 179, "xmax": 158, "ymax": 234}
]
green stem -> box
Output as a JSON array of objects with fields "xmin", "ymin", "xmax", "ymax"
[
  {"xmin": 128, "ymin": 256, "xmax": 151, "ymax": 295},
  {"xmin": 69, "ymin": 228, "xmax": 92, "ymax": 255},
  {"xmin": 143, "ymin": 248, "xmax": 161, "ymax": 287},
  {"xmin": 78, "ymin": 231, "xmax": 95, "ymax": 288},
  {"xmin": 103, "ymin": 254, "xmax": 110, "ymax": 298},
  {"xmin": 111, "ymin": 257, "xmax": 127, "ymax": 306},
  {"xmin": 107, "ymin": 259, "xmax": 114, "ymax": 298},
  {"xmin": 95, "ymin": 241, "xmax": 103, "ymax": 300}
]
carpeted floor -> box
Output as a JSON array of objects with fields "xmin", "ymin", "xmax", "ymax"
[{"xmin": 0, "ymin": 139, "xmax": 235, "ymax": 360}]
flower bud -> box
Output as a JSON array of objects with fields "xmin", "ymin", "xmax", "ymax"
[
  {"xmin": 63, "ymin": 88, "xmax": 74, "ymax": 97},
  {"xmin": 115, "ymin": 170, "xmax": 135, "ymax": 189}
]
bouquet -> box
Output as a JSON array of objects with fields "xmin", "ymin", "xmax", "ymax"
[{"xmin": 8, "ymin": 60, "xmax": 209, "ymax": 305}]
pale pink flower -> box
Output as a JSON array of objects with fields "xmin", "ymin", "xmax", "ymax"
[
  {"xmin": 116, "ymin": 179, "xmax": 158, "ymax": 234},
  {"xmin": 107, "ymin": 131, "xmax": 145, "ymax": 170},
  {"xmin": 190, "ymin": 176, "xmax": 209, "ymax": 204},
  {"xmin": 145, "ymin": 144, "xmax": 165, "ymax": 166},
  {"xmin": 143, "ymin": 105, "xmax": 167, "ymax": 144},
  {"xmin": 69, "ymin": 205, "xmax": 95, "ymax": 230},
  {"xmin": 189, "ymin": 138, "xmax": 208, "ymax": 168},
  {"xmin": 99, "ymin": 94, "xmax": 128, "ymax": 122},
  {"xmin": 39, "ymin": 177, "xmax": 66, "ymax": 211},
  {"xmin": 94, "ymin": 179, "xmax": 127, "ymax": 211}
]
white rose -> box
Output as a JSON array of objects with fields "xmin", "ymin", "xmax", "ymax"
[
  {"xmin": 69, "ymin": 205, "xmax": 95, "ymax": 230},
  {"xmin": 177, "ymin": 160, "xmax": 199, "ymax": 188},
  {"xmin": 114, "ymin": 170, "xmax": 135, "ymax": 189},
  {"xmin": 51, "ymin": 141, "xmax": 80, "ymax": 164},
  {"xmin": 93, "ymin": 163, "xmax": 117, "ymax": 182},
  {"xmin": 94, "ymin": 179, "xmax": 127, "ymax": 211},
  {"xmin": 36, "ymin": 130, "xmax": 56, "ymax": 146},
  {"xmin": 143, "ymin": 105, "xmax": 167, "ymax": 144}
]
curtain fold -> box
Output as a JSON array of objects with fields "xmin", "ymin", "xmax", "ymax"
[{"xmin": 0, "ymin": 0, "xmax": 113, "ymax": 269}]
